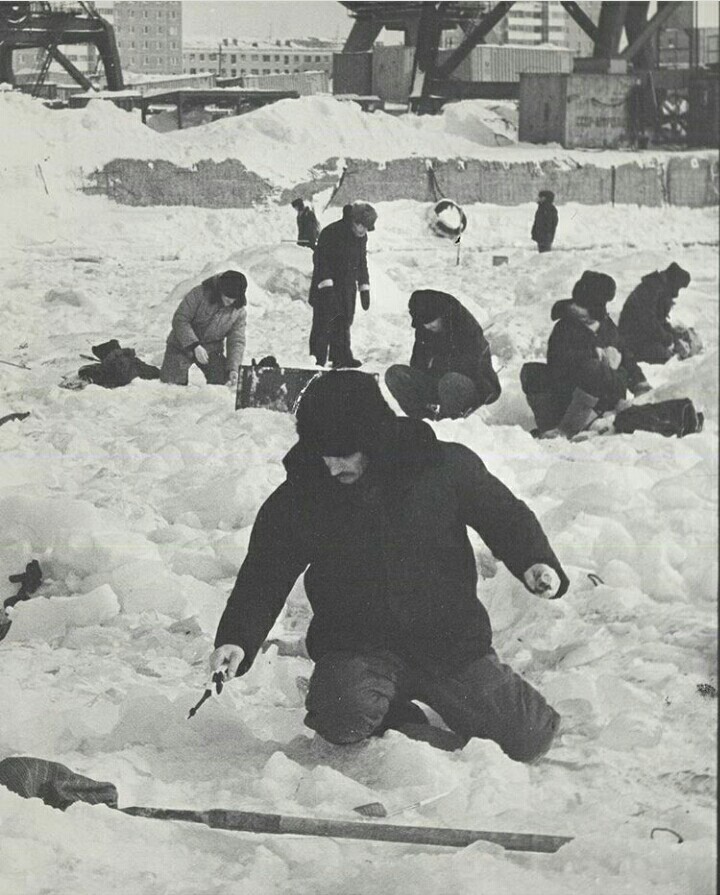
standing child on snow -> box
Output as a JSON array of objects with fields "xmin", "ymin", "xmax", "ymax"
[
  {"xmin": 531, "ymin": 190, "xmax": 558, "ymax": 254},
  {"xmin": 160, "ymin": 269, "xmax": 247, "ymax": 388},
  {"xmin": 308, "ymin": 201, "xmax": 377, "ymax": 368},
  {"xmin": 210, "ymin": 371, "xmax": 569, "ymax": 761},
  {"xmin": 385, "ymin": 289, "xmax": 501, "ymax": 420},
  {"xmin": 291, "ymin": 197, "xmax": 321, "ymax": 250}
]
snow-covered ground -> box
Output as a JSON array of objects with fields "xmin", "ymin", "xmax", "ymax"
[{"xmin": 0, "ymin": 90, "xmax": 717, "ymax": 895}]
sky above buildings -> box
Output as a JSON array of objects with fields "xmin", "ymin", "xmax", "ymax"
[
  {"xmin": 182, "ymin": 1, "xmax": 353, "ymax": 42},
  {"xmin": 180, "ymin": 0, "xmax": 717, "ymax": 42}
]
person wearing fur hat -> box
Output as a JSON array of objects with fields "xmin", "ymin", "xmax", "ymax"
[
  {"xmin": 531, "ymin": 190, "xmax": 558, "ymax": 253},
  {"xmin": 618, "ymin": 263, "xmax": 699, "ymax": 363},
  {"xmin": 210, "ymin": 370, "xmax": 570, "ymax": 761},
  {"xmin": 543, "ymin": 270, "xmax": 650, "ymax": 437},
  {"xmin": 160, "ymin": 269, "xmax": 247, "ymax": 387},
  {"xmin": 291, "ymin": 197, "xmax": 320, "ymax": 249},
  {"xmin": 385, "ymin": 290, "xmax": 501, "ymax": 420},
  {"xmin": 308, "ymin": 201, "xmax": 377, "ymax": 368}
]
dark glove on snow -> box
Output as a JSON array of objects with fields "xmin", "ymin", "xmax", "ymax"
[
  {"xmin": 5, "ymin": 560, "xmax": 42, "ymax": 608},
  {"xmin": 360, "ymin": 291, "xmax": 370, "ymax": 311}
]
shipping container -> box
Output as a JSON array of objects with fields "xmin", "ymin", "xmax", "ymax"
[
  {"xmin": 455, "ymin": 45, "xmax": 573, "ymax": 83},
  {"xmin": 238, "ymin": 70, "xmax": 328, "ymax": 96},
  {"xmin": 372, "ymin": 45, "xmax": 415, "ymax": 103},
  {"xmin": 332, "ymin": 52, "xmax": 372, "ymax": 96},
  {"xmin": 519, "ymin": 73, "xmax": 641, "ymax": 149}
]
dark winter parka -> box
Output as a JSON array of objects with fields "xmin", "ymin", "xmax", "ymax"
[
  {"xmin": 309, "ymin": 208, "xmax": 370, "ymax": 322},
  {"xmin": 409, "ymin": 293, "xmax": 501, "ymax": 404},
  {"xmin": 531, "ymin": 199, "xmax": 558, "ymax": 246},
  {"xmin": 165, "ymin": 273, "xmax": 247, "ymax": 370},
  {"xmin": 215, "ymin": 419, "xmax": 569, "ymax": 676},
  {"xmin": 296, "ymin": 203, "xmax": 321, "ymax": 249},
  {"xmin": 547, "ymin": 299, "xmax": 644, "ymax": 413},
  {"xmin": 618, "ymin": 271, "xmax": 677, "ymax": 363}
]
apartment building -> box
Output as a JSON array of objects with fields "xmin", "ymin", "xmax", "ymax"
[
  {"xmin": 183, "ymin": 38, "xmax": 341, "ymax": 80},
  {"xmin": 113, "ymin": 1, "xmax": 182, "ymax": 75}
]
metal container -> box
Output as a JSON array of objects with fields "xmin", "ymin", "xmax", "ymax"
[
  {"xmin": 239, "ymin": 70, "xmax": 329, "ymax": 96},
  {"xmin": 332, "ymin": 52, "xmax": 372, "ymax": 96},
  {"xmin": 456, "ymin": 45, "xmax": 573, "ymax": 83},
  {"xmin": 372, "ymin": 45, "xmax": 415, "ymax": 103},
  {"xmin": 520, "ymin": 73, "xmax": 640, "ymax": 149}
]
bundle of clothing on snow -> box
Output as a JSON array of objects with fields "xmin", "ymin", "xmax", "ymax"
[{"xmin": 78, "ymin": 340, "xmax": 160, "ymax": 389}]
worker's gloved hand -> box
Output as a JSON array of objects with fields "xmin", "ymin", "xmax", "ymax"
[
  {"xmin": 360, "ymin": 290, "xmax": 370, "ymax": 311},
  {"xmin": 675, "ymin": 339, "xmax": 691, "ymax": 360},
  {"xmin": 603, "ymin": 346, "xmax": 622, "ymax": 370},
  {"xmin": 194, "ymin": 345, "xmax": 210, "ymax": 365},
  {"xmin": 210, "ymin": 644, "xmax": 245, "ymax": 680},
  {"xmin": 632, "ymin": 379, "xmax": 652, "ymax": 396},
  {"xmin": 523, "ymin": 564, "xmax": 561, "ymax": 599},
  {"xmin": 226, "ymin": 370, "xmax": 239, "ymax": 389}
]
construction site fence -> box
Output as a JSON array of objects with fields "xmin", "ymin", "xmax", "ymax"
[{"xmin": 85, "ymin": 154, "xmax": 719, "ymax": 210}]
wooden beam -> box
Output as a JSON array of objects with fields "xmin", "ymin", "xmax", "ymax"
[
  {"xmin": 435, "ymin": 2, "xmax": 515, "ymax": 78},
  {"xmin": 620, "ymin": 0, "xmax": 683, "ymax": 61}
]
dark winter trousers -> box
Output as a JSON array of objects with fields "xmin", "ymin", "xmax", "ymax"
[
  {"xmin": 160, "ymin": 340, "xmax": 228, "ymax": 385},
  {"xmin": 385, "ymin": 364, "xmax": 491, "ymax": 420},
  {"xmin": 304, "ymin": 649, "xmax": 560, "ymax": 763},
  {"xmin": 309, "ymin": 291, "xmax": 355, "ymax": 366},
  {"xmin": 536, "ymin": 241, "xmax": 553, "ymax": 254}
]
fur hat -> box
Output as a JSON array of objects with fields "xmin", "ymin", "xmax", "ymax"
[
  {"xmin": 665, "ymin": 262, "xmax": 691, "ymax": 294},
  {"xmin": 295, "ymin": 371, "xmax": 394, "ymax": 456},
  {"xmin": 349, "ymin": 201, "xmax": 377, "ymax": 231},
  {"xmin": 290, "ymin": 198, "xmax": 304, "ymax": 210},
  {"xmin": 409, "ymin": 289, "xmax": 454, "ymax": 327},
  {"xmin": 217, "ymin": 270, "xmax": 247, "ymax": 306},
  {"xmin": 571, "ymin": 271, "xmax": 616, "ymax": 320},
  {"xmin": 538, "ymin": 190, "xmax": 555, "ymax": 202}
]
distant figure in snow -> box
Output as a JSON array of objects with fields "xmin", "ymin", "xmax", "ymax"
[
  {"xmin": 385, "ymin": 289, "xmax": 501, "ymax": 420},
  {"xmin": 291, "ymin": 197, "xmax": 320, "ymax": 250},
  {"xmin": 531, "ymin": 190, "xmax": 558, "ymax": 254},
  {"xmin": 308, "ymin": 201, "xmax": 377, "ymax": 368},
  {"xmin": 210, "ymin": 371, "xmax": 569, "ymax": 760},
  {"xmin": 529, "ymin": 271, "xmax": 650, "ymax": 438},
  {"xmin": 160, "ymin": 269, "xmax": 247, "ymax": 387},
  {"xmin": 618, "ymin": 262, "xmax": 700, "ymax": 364}
]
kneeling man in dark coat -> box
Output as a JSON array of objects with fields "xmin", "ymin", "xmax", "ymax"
[
  {"xmin": 385, "ymin": 289, "xmax": 501, "ymax": 421},
  {"xmin": 211, "ymin": 371, "xmax": 569, "ymax": 761}
]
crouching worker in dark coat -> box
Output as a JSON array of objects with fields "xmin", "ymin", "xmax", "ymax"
[
  {"xmin": 160, "ymin": 270, "xmax": 247, "ymax": 387},
  {"xmin": 526, "ymin": 271, "xmax": 650, "ymax": 438},
  {"xmin": 385, "ymin": 290, "xmax": 501, "ymax": 420},
  {"xmin": 308, "ymin": 201, "xmax": 377, "ymax": 368},
  {"xmin": 618, "ymin": 262, "xmax": 700, "ymax": 363},
  {"xmin": 211, "ymin": 371, "xmax": 570, "ymax": 761}
]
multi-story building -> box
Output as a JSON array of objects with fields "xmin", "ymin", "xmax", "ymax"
[
  {"xmin": 183, "ymin": 38, "xmax": 341, "ymax": 80},
  {"xmin": 487, "ymin": 1, "xmax": 569, "ymax": 46},
  {"xmin": 113, "ymin": 1, "xmax": 182, "ymax": 75}
]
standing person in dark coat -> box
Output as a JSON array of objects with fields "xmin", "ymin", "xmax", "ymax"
[
  {"xmin": 545, "ymin": 271, "xmax": 650, "ymax": 437},
  {"xmin": 385, "ymin": 289, "xmax": 501, "ymax": 420},
  {"xmin": 291, "ymin": 198, "xmax": 320, "ymax": 250},
  {"xmin": 308, "ymin": 201, "xmax": 377, "ymax": 368},
  {"xmin": 210, "ymin": 371, "xmax": 570, "ymax": 761},
  {"xmin": 531, "ymin": 190, "xmax": 558, "ymax": 253},
  {"xmin": 160, "ymin": 270, "xmax": 247, "ymax": 387},
  {"xmin": 618, "ymin": 262, "xmax": 697, "ymax": 363}
]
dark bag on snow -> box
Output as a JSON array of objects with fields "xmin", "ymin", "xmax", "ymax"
[
  {"xmin": 614, "ymin": 398, "xmax": 703, "ymax": 438},
  {"xmin": 0, "ymin": 756, "xmax": 118, "ymax": 810},
  {"xmin": 78, "ymin": 340, "xmax": 160, "ymax": 389}
]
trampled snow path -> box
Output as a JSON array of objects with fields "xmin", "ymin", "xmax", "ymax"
[{"xmin": 0, "ymin": 110, "xmax": 718, "ymax": 893}]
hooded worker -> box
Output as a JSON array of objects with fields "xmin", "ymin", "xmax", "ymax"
[
  {"xmin": 211, "ymin": 370, "xmax": 570, "ymax": 760},
  {"xmin": 308, "ymin": 201, "xmax": 377, "ymax": 368},
  {"xmin": 385, "ymin": 289, "xmax": 501, "ymax": 420},
  {"xmin": 531, "ymin": 190, "xmax": 558, "ymax": 253},
  {"xmin": 618, "ymin": 262, "xmax": 699, "ymax": 363},
  {"xmin": 160, "ymin": 269, "xmax": 247, "ymax": 387},
  {"xmin": 544, "ymin": 270, "xmax": 650, "ymax": 437}
]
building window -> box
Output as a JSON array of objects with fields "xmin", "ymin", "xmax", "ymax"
[
  {"xmin": 199, "ymin": 54, "xmax": 205, "ymax": 60},
  {"xmin": 262, "ymin": 54, "xmax": 270, "ymax": 61},
  {"xmin": 284, "ymin": 55, "xmax": 289, "ymax": 64},
  {"xmin": 231, "ymin": 54, "xmax": 236, "ymax": 63},
  {"xmin": 231, "ymin": 68, "xmax": 237, "ymax": 76},
  {"xmin": 251, "ymin": 68, "xmax": 259, "ymax": 74},
  {"xmin": 190, "ymin": 67, "xmax": 196, "ymax": 73}
]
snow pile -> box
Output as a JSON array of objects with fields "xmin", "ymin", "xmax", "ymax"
[{"xmin": 0, "ymin": 87, "xmax": 717, "ymax": 895}]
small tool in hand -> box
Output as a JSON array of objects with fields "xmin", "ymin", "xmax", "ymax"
[{"xmin": 187, "ymin": 671, "xmax": 224, "ymax": 719}]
